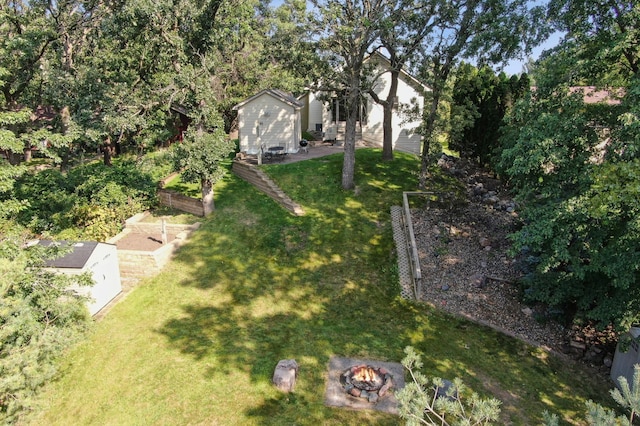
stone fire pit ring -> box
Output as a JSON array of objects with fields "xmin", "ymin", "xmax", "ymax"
[
  {"xmin": 341, "ymin": 364, "xmax": 394, "ymax": 403},
  {"xmin": 324, "ymin": 356, "xmax": 405, "ymax": 414}
]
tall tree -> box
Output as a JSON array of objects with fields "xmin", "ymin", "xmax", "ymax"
[
  {"xmin": 264, "ymin": 0, "xmax": 323, "ymax": 93},
  {"xmin": 368, "ymin": 0, "xmax": 438, "ymax": 161},
  {"xmin": 310, "ymin": 0, "xmax": 388, "ymax": 189},
  {"xmin": 449, "ymin": 64, "xmax": 529, "ymax": 166},
  {"xmin": 414, "ymin": 0, "xmax": 548, "ymax": 189},
  {"xmin": 497, "ymin": 0, "xmax": 640, "ymax": 330},
  {"xmin": 0, "ymin": 0, "xmax": 99, "ymax": 167}
]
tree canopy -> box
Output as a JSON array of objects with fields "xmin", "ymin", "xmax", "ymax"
[
  {"xmin": 497, "ymin": 0, "xmax": 640, "ymax": 330},
  {"xmin": 2, "ymin": 0, "xmax": 640, "ymax": 419},
  {"xmin": 0, "ymin": 233, "xmax": 92, "ymax": 422},
  {"xmin": 449, "ymin": 64, "xmax": 530, "ymax": 166},
  {"xmin": 412, "ymin": 0, "xmax": 548, "ymax": 188}
]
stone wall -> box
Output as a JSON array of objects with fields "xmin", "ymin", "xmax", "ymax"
[
  {"xmin": 116, "ymin": 249, "xmax": 163, "ymax": 289},
  {"xmin": 107, "ymin": 214, "xmax": 201, "ymax": 289}
]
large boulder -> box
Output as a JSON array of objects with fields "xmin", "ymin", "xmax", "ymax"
[{"xmin": 272, "ymin": 359, "xmax": 299, "ymax": 392}]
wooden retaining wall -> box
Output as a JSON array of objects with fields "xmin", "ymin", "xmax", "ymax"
[
  {"xmin": 157, "ymin": 189, "xmax": 205, "ymax": 217},
  {"xmin": 232, "ymin": 160, "xmax": 305, "ymax": 216}
]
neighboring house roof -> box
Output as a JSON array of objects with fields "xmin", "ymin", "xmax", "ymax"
[
  {"xmin": 532, "ymin": 86, "xmax": 624, "ymax": 105},
  {"xmin": 170, "ymin": 104, "xmax": 191, "ymax": 117},
  {"xmin": 233, "ymin": 89, "xmax": 304, "ymax": 110},
  {"xmin": 569, "ymin": 86, "xmax": 623, "ymax": 105},
  {"xmin": 38, "ymin": 240, "xmax": 102, "ymax": 269},
  {"xmin": 366, "ymin": 50, "xmax": 430, "ymax": 93}
]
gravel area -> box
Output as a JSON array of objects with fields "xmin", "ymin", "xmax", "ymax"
[{"xmin": 411, "ymin": 158, "xmax": 569, "ymax": 353}]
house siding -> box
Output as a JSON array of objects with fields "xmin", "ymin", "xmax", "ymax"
[
  {"xmin": 307, "ymin": 92, "xmax": 324, "ymax": 133},
  {"xmin": 305, "ymin": 53, "xmax": 427, "ymax": 153},
  {"xmin": 361, "ymin": 57, "xmax": 424, "ymax": 155}
]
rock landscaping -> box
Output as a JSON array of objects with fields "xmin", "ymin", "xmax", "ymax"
[{"xmin": 412, "ymin": 155, "xmax": 618, "ymax": 373}]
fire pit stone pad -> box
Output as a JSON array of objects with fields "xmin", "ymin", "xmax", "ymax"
[{"xmin": 324, "ymin": 356, "xmax": 405, "ymax": 415}]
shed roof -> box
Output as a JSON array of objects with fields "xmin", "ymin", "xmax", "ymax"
[
  {"xmin": 232, "ymin": 89, "xmax": 304, "ymax": 111},
  {"xmin": 38, "ymin": 241, "xmax": 103, "ymax": 269}
]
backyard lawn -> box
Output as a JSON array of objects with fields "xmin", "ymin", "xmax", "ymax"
[{"xmin": 27, "ymin": 149, "xmax": 614, "ymax": 425}]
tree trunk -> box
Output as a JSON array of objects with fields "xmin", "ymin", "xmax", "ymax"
[
  {"xmin": 342, "ymin": 113, "xmax": 356, "ymax": 190},
  {"xmin": 381, "ymin": 68, "xmax": 400, "ymax": 161},
  {"xmin": 60, "ymin": 106, "xmax": 72, "ymax": 171},
  {"xmin": 102, "ymin": 136, "xmax": 114, "ymax": 166},
  {"xmin": 419, "ymin": 85, "xmax": 442, "ymax": 189},
  {"xmin": 8, "ymin": 151, "xmax": 21, "ymax": 165},
  {"xmin": 342, "ymin": 74, "xmax": 361, "ymax": 190},
  {"xmin": 201, "ymin": 178, "xmax": 214, "ymax": 215}
]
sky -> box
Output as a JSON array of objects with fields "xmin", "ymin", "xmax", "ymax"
[{"xmin": 500, "ymin": 32, "xmax": 563, "ymax": 75}]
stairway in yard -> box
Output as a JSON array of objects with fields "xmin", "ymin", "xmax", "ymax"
[{"xmin": 232, "ymin": 160, "xmax": 305, "ymax": 216}]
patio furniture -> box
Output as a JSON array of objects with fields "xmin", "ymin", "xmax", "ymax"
[{"xmin": 263, "ymin": 146, "xmax": 287, "ymax": 162}]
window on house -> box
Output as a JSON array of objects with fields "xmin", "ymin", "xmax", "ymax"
[{"xmin": 329, "ymin": 95, "xmax": 368, "ymax": 124}]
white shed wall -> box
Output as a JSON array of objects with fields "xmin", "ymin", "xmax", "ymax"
[
  {"xmin": 59, "ymin": 243, "xmax": 122, "ymax": 316},
  {"xmin": 237, "ymin": 94, "xmax": 301, "ymax": 155},
  {"xmin": 610, "ymin": 327, "xmax": 640, "ymax": 391}
]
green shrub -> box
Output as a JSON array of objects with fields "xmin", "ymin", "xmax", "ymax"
[
  {"xmin": 13, "ymin": 158, "xmax": 159, "ymax": 240},
  {"xmin": 0, "ymin": 237, "xmax": 92, "ymax": 423}
]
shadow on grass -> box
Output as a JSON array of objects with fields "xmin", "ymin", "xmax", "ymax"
[{"xmin": 155, "ymin": 149, "xmax": 613, "ymax": 424}]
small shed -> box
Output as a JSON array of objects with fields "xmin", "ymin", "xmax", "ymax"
[
  {"xmin": 610, "ymin": 326, "xmax": 640, "ymax": 390},
  {"xmin": 233, "ymin": 89, "xmax": 304, "ymax": 155},
  {"xmin": 42, "ymin": 241, "xmax": 122, "ymax": 316}
]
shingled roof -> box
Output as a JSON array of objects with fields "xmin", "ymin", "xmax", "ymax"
[{"xmin": 39, "ymin": 241, "xmax": 101, "ymax": 269}]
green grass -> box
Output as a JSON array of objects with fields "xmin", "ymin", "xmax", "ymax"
[
  {"xmin": 26, "ymin": 149, "xmax": 614, "ymax": 425},
  {"xmin": 162, "ymin": 173, "xmax": 201, "ymax": 198}
]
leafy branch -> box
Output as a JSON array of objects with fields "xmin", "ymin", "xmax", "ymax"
[{"xmin": 397, "ymin": 346, "xmax": 502, "ymax": 425}]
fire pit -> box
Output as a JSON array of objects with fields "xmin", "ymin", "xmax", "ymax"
[{"xmin": 340, "ymin": 364, "xmax": 394, "ymax": 403}]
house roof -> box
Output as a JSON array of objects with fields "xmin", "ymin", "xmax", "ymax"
[
  {"xmin": 232, "ymin": 89, "xmax": 304, "ymax": 111},
  {"xmin": 366, "ymin": 51, "xmax": 430, "ymax": 93},
  {"xmin": 38, "ymin": 240, "xmax": 102, "ymax": 269},
  {"xmin": 170, "ymin": 104, "xmax": 191, "ymax": 117},
  {"xmin": 569, "ymin": 86, "xmax": 623, "ymax": 105},
  {"xmin": 531, "ymin": 86, "xmax": 624, "ymax": 105}
]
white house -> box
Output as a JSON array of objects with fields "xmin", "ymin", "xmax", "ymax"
[
  {"xmin": 233, "ymin": 89, "xmax": 304, "ymax": 155},
  {"xmin": 42, "ymin": 241, "xmax": 122, "ymax": 316},
  {"xmin": 301, "ymin": 51, "xmax": 429, "ymax": 155}
]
